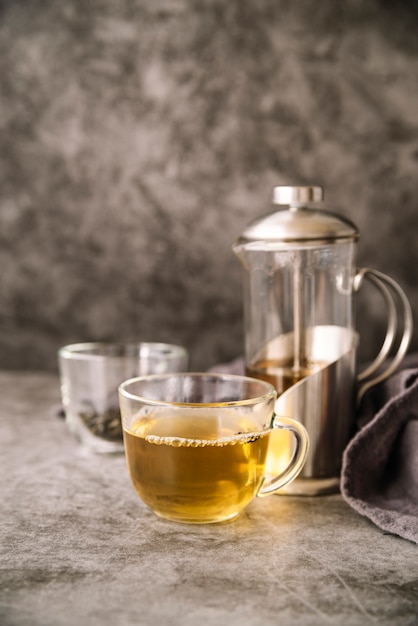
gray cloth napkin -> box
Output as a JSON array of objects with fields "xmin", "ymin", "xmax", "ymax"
[
  {"xmin": 341, "ymin": 359, "xmax": 418, "ymax": 545},
  {"xmin": 209, "ymin": 355, "xmax": 418, "ymax": 544}
]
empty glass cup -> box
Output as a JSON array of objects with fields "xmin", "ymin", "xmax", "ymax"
[{"xmin": 58, "ymin": 342, "xmax": 188, "ymax": 454}]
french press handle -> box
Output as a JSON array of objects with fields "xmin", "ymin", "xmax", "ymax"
[{"xmin": 354, "ymin": 268, "xmax": 413, "ymax": 403}]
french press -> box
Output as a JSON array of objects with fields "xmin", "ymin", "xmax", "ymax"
[{"xmin": 233, "ymin": 186, "xmax": 413, "ymax": 495}]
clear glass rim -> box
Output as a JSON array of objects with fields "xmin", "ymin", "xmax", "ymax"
[
  {"xmin": 118, "ymin": 372, "xmax": 276, "ymax": 408},
  {"xmin": 58, "ymin": 342, "xmax": 188, "ymax": 361}
]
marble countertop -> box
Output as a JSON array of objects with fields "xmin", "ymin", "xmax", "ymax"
[{"xmin": 1, "ymin": 371, "xmax": 417, "ymax": 626}]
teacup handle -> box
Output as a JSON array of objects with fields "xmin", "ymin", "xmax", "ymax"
[
  {"xmin": 257, "ymin": 415, "xmax": 309, "ymax": 497},
  {"xmin": 354, "ymin": 268, "xmax": 413, "ymax": 403}
]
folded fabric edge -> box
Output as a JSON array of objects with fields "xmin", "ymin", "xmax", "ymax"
[
  {"xmin": 341, "ymin": 492, "xmax": 418, "ymax": 545},
  {"xmin": 341, "ymin": 370, "xmax": 418, "ymax": 545}
]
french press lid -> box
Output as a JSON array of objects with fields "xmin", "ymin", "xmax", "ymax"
[{"xmin": 237, "ymin": 186, "xmax": 359, "ymax": 244}]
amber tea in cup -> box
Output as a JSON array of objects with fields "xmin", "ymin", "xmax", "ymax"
[{"xmin": 119, "ymin": 373, "xmax": 309, "ymax": 523}]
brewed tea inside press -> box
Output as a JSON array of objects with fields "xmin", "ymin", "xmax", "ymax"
[{"xmin": 233, "ymin": 186, "xmax": 413, "ymax": 495}]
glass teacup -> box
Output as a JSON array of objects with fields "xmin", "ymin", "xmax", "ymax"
[
  {"xmin": 59, "ymin": 342, "xmax": 188, "ymax": 454},
  {"xmin": 119, "ymin": 373, "xmax": 309, "ymax": 523}
]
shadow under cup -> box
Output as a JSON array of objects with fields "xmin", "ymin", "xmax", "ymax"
[
  {"xmin": 118, "ymin": 373, "xmax": 309, "ymax": 524},
  {"xmin": 58, "ymin": 342, "xmax": 188, "ymax": 454}
]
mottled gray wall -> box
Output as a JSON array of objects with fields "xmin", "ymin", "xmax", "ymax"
[{"xmin": 1, "ymin": 0, "xmax": 418, "ymax": 372}]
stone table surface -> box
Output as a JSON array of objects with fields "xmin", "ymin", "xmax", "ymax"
[{"xmin": 1, "ymin": 371, "xmax": 417, "ymax": 626}]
